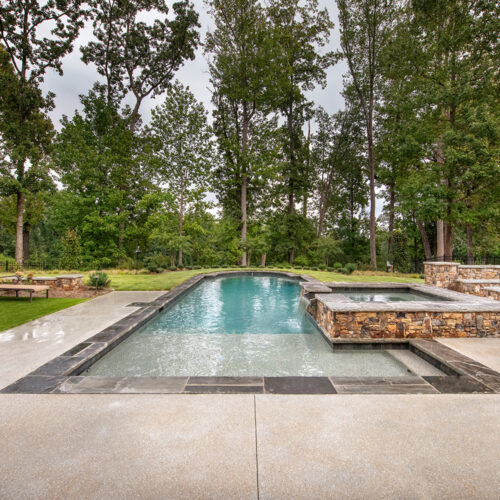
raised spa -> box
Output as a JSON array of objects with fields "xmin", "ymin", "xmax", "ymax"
[
  {"xmin": 85, "ymin": 276, "xmax": 440, "ymax": 377},
  {"xmin": 330, "ymin": 288, "xmax": 450, "ymax": 302}
]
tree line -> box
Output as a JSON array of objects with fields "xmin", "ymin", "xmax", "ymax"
[{"xmin": 0, "ymin": 0, "xmax": 498, "ymax": 271}]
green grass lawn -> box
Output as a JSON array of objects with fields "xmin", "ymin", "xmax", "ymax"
[
  {"xmin": 1, "ymin": 267, "xmax": 424, "ymax": 292},
  {"xmin": 107, "ymin": 267, "xmax": 424, "ymax": 291},
  {"xmin": 0, "ymin": 297, "xmax": 87, "ymax": 332}
]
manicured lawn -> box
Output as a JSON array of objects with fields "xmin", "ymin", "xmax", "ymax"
[
  {"xmin": 0, "ymin": 267, "xmax": 424, "ymax": 293},
  {"xmin": 0, "ymin": 297, "xmax": 87, "ymax": 332},
  {"xmin": 108, "ymin": 267, "xmax": 424, "ymax": 291}
]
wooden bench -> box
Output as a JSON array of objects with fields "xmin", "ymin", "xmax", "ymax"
[{"xmin": 0, "ymin": 284, "xmax": 50, "ymax": 303}]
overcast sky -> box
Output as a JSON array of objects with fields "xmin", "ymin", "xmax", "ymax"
[{"xmin": 41, "ymin": 0, "xmax": 347, "ymax": 129}]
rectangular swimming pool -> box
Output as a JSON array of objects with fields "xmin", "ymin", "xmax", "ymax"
[{"xmin": 84, "ymin": 276, "xmax": 439, "ymax": 378}]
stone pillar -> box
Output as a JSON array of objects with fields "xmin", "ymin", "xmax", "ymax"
[{"xmin": 424, "ymin": 262, "xmax": 460, "ymax": 289}]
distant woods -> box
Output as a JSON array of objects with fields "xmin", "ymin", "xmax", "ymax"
[{"xmin": 0, "ymin": 0, "xmax": 498, "ymax": 270}]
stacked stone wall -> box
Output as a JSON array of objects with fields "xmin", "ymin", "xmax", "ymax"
[
  {"xmin": 424, "ymin": 262, "xmax": 459, "ymax": 288},
  {"xmin": 457, "ymin": 266, "xmax": 500, "ymax": 280},
  {"xmin": 425, "ymin": 262, "xmax": 500, "ymax": 300},
  {"xmin": 312, "ymin": 301, "xmax": 500, "ymax": 339}
]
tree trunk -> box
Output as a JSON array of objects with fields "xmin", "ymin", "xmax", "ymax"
[
  {"xmin": 444, "ymin": 221, "xmax": 453, "ymax": 260},
  {"xmin": 466, "ymin": 224, "xmax": 473, "ymax": 264},
  {"xmin": 178, "ymin": 189, "xmax": 184, "ymax": 267},
  {"xmin": 435, "ymin": 137, "xmax": 446, "ymax": 260},
  {"xmin": 240, "ymin": 104, "xmax": 249, "ymax": 266},
  {"xmin": 15, "ymin": 191, "xmax": 24, "ymax": 265},
  {"xmin": 416, "ymin": 220, "xmax": 432, "ymax": 260},
  {"xmin": 23, "ymin": 225, "xmax": 30, "ymax": 262},
  {"xmin": 260, "ymin": 253, "xmax": 266, "ymax": 267},
  {"xmin": 436, "ymin": 220, "xmax": 445, "ymax": 259},
  {"xmin": 303, "ymin": 120, "xmax": 310, "ymax": 218},
  {"xmin": 387, "ymin": 182, "xmax": 395, "ymax": 257},
  {"xmin": 241, "ymin": 174, "xmax": 247, "ymax": 266},
  {"xmin": 367, "ymin": 126, "xmax": 377, "ymax": 269},
  {"xmin": 287, "ymin": 108, "xmax": 295, "ymax": 265}
]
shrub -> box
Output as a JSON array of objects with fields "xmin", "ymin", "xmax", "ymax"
[
  {"xmin": 327, "ymin": 267, "xmax": 334, "ymax": 272},
  {"xmin": 193, "ymin": 265, "xmax": 201, "ymax": 269},
  {"xmin": 169, "ymin": 266, "xmax": 177, "ymax": 271},
  {"xmin": 146, "ymin": 263, "xmax": 160, "ymax": 273},
  {"xmin": 310, "ymin": 267, "xmax": 318, "ymax": 271},
  {"xmin": 293, "ymin": 255, "xmax": 309, "ymax": 267},
  {"xmin": 221, "ymin": 265, "xmax": 228, "ymax": 268},
  {"xmin": 61, "ymin": 229, "xmax": 82, "ymax": 270},
  {"xmin": 391, "ymin": 230, "xmax": 410, "ymax": 273},
  {"xmin": 318, "ymin": 264, "xmax": 327, "ymax": 270},
  {"xmin": 345, "ymin": 263, "xmax": 357, "ymax": 274},
  {"xmin": 338, "ymin": 267, "xmax": 348, "ymax": 274},
  {"xmin": 333, "ymin": 262, "xmax": 342, "ymax": 270},
  {"xmin": 87, "ymin": 271, "xmax": 111, "ymax": 289}
]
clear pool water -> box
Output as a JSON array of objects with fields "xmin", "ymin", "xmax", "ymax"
[
  {"xmin": 334, "ymin": 290, "xmax": 446, "ymax": 302},
  {"xmin": 85, "ymin": 276, "xmax": 418, "ymax": 377}
]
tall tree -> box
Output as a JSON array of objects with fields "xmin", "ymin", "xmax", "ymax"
[
  {"xmin": 381, "ymin": 0, "xmax": 499, "ymax": 259},
  {"xmin": 337, "ymin": 0, "xmax": 394, "ymax": 268},
  {"xmin": 267, "ymin": 0, "xmax": 334, "ymax": 263},
  {"xmin": 313, "ymin": 106, "xmax": 363, "ymax": 238},
  {"xmin": 0, "ymin": 1, "xmax": 85, "ymax": 263},
  {"xmin": 147, "ymin": 81, "xmax": 213, "ymax": 266},
  {"xmin": 206, "ymin": 0, "xmax": 273, "ymax": 266},
  {"xmin": 54, "ymin": 87, "xmax": 151, "ymax": 266},
  {"xmin": 82, "ymin": 0, "xmax": 200, "ymax": 133}
]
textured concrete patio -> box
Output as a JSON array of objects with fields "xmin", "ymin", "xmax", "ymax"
[
  {"xmin": 1, "ymin": 291, "xmax": 500, "ymax": 498},
  {"xmin": 0, "ymin": 394, "xmax": 499, "ymax": 499}
]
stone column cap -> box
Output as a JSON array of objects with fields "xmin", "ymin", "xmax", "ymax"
[{"xmin": 423, "ymin": 261, "xmax": 460, "ymax": 266}]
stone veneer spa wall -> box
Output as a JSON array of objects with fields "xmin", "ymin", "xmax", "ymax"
[{"xmin": 303, "ymin": 283, "xmax": 500, "ymax": 339}]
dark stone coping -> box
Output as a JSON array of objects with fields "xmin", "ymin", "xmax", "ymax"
[{"xmin": 2, "ymin": 271, "xmax": 499, "ymax": 395}]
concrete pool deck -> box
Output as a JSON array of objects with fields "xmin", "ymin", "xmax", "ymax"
[
  {"xmin": 1, "ymin": 291, "xmax": 500, "ymax": 498},
  {"xmin": 0, "ymin": 291, "xmax": 165, "ymax": 389}
]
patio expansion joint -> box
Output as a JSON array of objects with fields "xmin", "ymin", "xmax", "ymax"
[{"xmin": 254, "ymin": 394, "xmax": 260, "ymax": 500}]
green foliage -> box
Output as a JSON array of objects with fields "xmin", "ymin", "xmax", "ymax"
[
  {"xmin": 60, "ymin": 229, "xmax": 82, "ymax": 270},
  {"xmin": 345, "ymin": 263, "xmax": 357, "ymax": 274},
  {"xmin": 87, "ymin": 271, "xmax": 111, "ymax": 289},
  {"xmin": 82, "ymin": 0, "xmax": 200, "ymax": 129},
  {"xmin": 391, "ymin": 230, "xmax": 409, "ymax": 273}
]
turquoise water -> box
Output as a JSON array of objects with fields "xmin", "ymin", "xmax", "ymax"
[
  {"xmin": 85, "ymin": 276, "xmax": 419, "ymax": 377},
  {"xmin": 149, "ymin": 276, "xmax": 318, "ymax": 335},
  {"xmin": 338, "ymin": 290, "xmax": 446, "ymax": 302}
]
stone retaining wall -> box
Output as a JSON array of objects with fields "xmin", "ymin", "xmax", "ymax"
[
  {"xmin": 458, "ymin": 266, "xmax": 500, "ymax": 280},
  {"xmin": 32, "ymin": 275, "xmax": 84, "ymax": 290},
  {"xmin": 312, "ymin": 300, "xmax": 500, "ymax": 339},
  {"xmin": 424, "ymin": 262, "xmax": 460, "ymax": 288},
  {"xmin": 487, "ymin": 288, "xmax": 500, "ymax": 301},
  {"xmin": 425, "ymin": 262, "xmax": 500, "ymax": 300}
]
